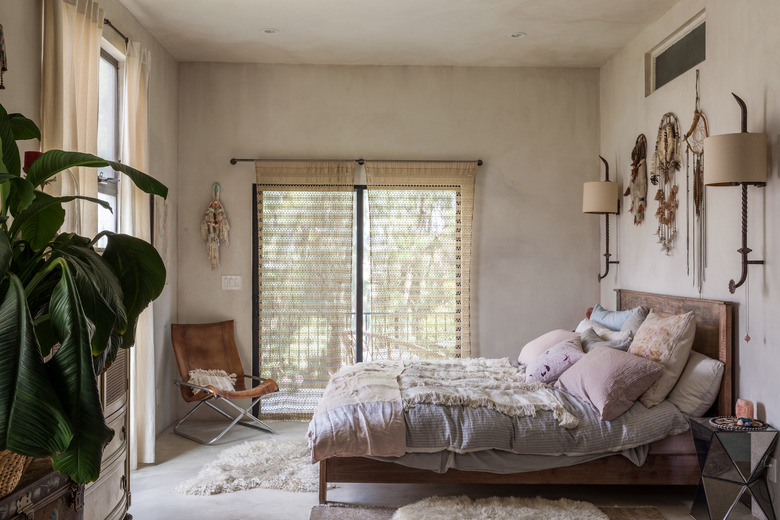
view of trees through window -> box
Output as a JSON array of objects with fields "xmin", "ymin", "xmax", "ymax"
[{"xmin": 255, "ymin": 186, "xmax": 466, "ymax": 417}]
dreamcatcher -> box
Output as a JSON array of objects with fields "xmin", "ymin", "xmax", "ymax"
[
  {"xmin": 652, "ymin": 113, "xmax": 681, "ymax": 254},
  {"xmin": 624, "ymin": 134, "xmax": 647, "ymax": 225},
  {"xmin": 683, "ymin": 70, "xmax": 708, "ymax": 293},
  {"xmin": 201, "ymin": 183, "xmax": 230, "ymax": 270}
]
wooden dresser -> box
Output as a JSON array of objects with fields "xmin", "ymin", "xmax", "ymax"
[{"xmin": 84, "ymin": 348, "xmax": 131, "ymax": 520}]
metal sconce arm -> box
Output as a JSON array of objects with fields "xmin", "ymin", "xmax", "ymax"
[
  {"xmin": 729, "ymin": 181, "xmax": 765, "ymax": 293},
  {"xmin": 597, "ymin": 156, "xmax": 619, "ymax": 282}
]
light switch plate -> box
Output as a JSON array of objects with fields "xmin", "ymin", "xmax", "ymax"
[{"xmin": 221, "ymin": 275, "xmax": 242, "ymax": 290}]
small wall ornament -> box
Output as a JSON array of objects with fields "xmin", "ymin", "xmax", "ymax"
[{"xmin": 201, "ymin": 183, "xmax": 230, "ymax": 270}]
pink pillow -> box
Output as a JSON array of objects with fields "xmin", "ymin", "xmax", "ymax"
[
  {"xmin": 518, "ymin": 330, "xmax": 580, "ymax": 365},
  {"xmin": 555, "ymin": 347, "xmax": 663, "ymax": 421},
  {"xmin": 526, "ymin": 338, "xmax": 584, "ymax": 384}
]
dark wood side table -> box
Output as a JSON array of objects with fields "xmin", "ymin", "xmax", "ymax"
[{"xmin": 689, "ymin": 417, "xmax": 778, "ymax": 520}]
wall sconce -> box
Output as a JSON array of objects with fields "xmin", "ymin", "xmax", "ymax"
[
  {"xmin": 703, "ymin": 93, "xmax": 767, "ymax": 294},
  {"xmin": 583, "ymin": 156, "xmax": 619, "ymax": 282}
]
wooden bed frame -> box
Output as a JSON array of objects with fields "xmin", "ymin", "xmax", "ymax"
[{"xmin": 318, "ymin": 289, "xmax": 734, "ymax": 504}]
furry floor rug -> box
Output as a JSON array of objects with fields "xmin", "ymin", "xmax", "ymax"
[
  {"xmin": 309, "ymin": 502, "xmax": 667, "ymax": 520},
  {"xmin": 392, "ymin": 496, "xmax": 609, "ymax": 520},
  {"xmin": 174, "ymin": 439, "xmax": 323, "ymax": 495}
]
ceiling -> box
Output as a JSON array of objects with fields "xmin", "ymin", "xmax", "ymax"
[{"xmin": 118, "ymin": 0, "xmax": 680, "ymax": 68}]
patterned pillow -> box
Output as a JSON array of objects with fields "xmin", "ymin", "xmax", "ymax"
[
  {"xmin": 525, "ymin": 338, "xmax": 584, "ymax": 384},
  {"xmin": 628, "ymin": 311, "xmax": 696, "ymax": 408}
]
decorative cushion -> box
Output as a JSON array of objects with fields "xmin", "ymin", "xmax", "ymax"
[
  {"xmin": 518, "ymin": 329, "xmax": 580, "ymax": 365},
  {"xmin": 574, "ymin": 319, "xmax": 630, "ymax": 342},
  {"xmin": 555, "ymin": 347, "xmax": 663, "ymax": 421},
  {"xmin": 667, "ymin": 351, "xmax": 724, "ymax": 417},
  {"xmin": 188, "ymin": 369, "xmax": 237, "ymax": 395},
  {"xmin": 620, "ymin": 306, "xmax": 650, "ymax": 336},
  {"xmin": 628, "ymin": 311, "xmax": 696, "ymax": 408},
  {"xmin": 525, "ymin": 338, "xmax": 584, "ymax": 384},
  {"xmin": 580, "ymin": 328, "xmax": 632, "ymax": 353},
  {"xmin": 590, "ymin": 304, "xmax": 639, "ymax": 331}
]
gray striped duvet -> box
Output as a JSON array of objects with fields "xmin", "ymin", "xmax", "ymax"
[{"xmin": 368, "ymin": 387, "xmax": 689, "ymax": 474}]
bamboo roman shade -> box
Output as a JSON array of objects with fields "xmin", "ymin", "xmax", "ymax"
[
  {"xmin": 364, "ymin": 161, "xmax": 477, "ymax": 359},
  {"xmin": 255, "ymin": 161, "xmax": 354, "ymax": 418}
]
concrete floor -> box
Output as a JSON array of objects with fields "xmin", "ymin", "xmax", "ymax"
[{"xmin": 129, "ymin": 421, "xmax": 696, "ymax": 520}]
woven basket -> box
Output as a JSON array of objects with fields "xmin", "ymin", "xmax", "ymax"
[{"xmin": 0, "ymin": 450, "xmax": 32, "ymax": 498}]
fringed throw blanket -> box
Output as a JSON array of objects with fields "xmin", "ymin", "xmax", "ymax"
[
  {"xmin": 399, "ymin": 358, "xmax": 578, "ymax": 428},
  {"xmin": 307, "ymin": 358, "xmax": 577, "ymax": 462}
]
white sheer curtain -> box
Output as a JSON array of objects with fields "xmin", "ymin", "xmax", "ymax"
[
  {"xmin": 42, "ymin": 0, "xmax": 103, "ymax": 236},
  {"xmin": 120, "ymin": 41, "xmax": 155, "ymax": 468}
]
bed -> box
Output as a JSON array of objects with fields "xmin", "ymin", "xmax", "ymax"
[{"xmin": 313, "ymin": 289, "xmax": 734, "ymax": 504}]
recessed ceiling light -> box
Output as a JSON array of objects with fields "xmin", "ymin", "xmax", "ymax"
[
  {"xmin": 510, "ymin": 32, "xmax": 527, "ymax": 39},
  {"xmin": 262, "ymin": 28, "xmax": 280, "ymax": 34}
]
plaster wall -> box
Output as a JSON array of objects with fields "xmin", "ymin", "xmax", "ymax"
[
  {"xmin": 176, "ymin": 63, "xmax": 600, "ymax": 418},
  {"xmin": 600, "ymin": 0, "xmax": 780, "ymax": 509},
  {"xmin": 2, "ymin": 0, "xmax": 180, "ymax": 437}
]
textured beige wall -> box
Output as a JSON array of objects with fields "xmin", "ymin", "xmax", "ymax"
[
  {"xmin": 1, "ymin": 0, "xmax": 43, "ymax": 154},
  {"xmin": 176, "ymin": 63, "xmax": 601, "ymax": 418},
  {"xmin": 600, "ymin": 0, "xmax": 780, "ymax": 508},
  {"xmin": 3, "ymin": 0, "xmax": 180, "ymax": 437}
]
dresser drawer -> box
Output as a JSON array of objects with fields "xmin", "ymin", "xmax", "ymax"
[
  {"xmin": 101, "ymin": 409, "xmax": 127, "ymax": 466},
  {"xmin": 83, "ymin": 452, "xmax": 127, "ymax": 520}
]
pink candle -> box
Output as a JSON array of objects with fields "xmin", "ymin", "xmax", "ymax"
[
  {"xmin": 23, "ymin": 151, "xmax": 43, "ymax": 172},
  {"xmin": 735, "ymin": 398, "xmax": 754, "ymax": 419}
]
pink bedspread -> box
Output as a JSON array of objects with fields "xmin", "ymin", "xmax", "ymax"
[{"xmin": 307, "ymin": 361, "xmax": 406, "ymax": 462}]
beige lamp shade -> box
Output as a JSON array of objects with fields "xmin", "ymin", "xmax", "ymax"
[
  {"xmin": 583, "ymin": 181, "xmax": 619, "ymax": 214},
  {"xmin": 704, "ymin": 132, "xmax": 767, "ymax": 185}
]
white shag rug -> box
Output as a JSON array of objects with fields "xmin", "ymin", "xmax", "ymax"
[
  {"xmin": 174, "ymin": 439, "xmax": 325, "ymax": 495},
  {"xmin": 392, "ymin": 496, "xmax": 609, "ymax": 520}
]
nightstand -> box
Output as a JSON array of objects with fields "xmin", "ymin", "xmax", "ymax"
[{"xmin": 689, "ymin": 417, "xmax": 778, "ymax": 520}]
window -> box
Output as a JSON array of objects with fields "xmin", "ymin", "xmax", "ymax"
[
  {"xmin": 252, "ymin": 161, "xmax": 476, "ymax": 418},
  {"xmin": 645, "ymin": 11, "xmax": 705, "ymax": 96},
  {"xmin": 96, "ymin": 49, "xmax": 120, "ymax": 247}
]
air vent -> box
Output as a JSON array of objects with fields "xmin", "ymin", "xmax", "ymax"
[{"xmin": 646, "ymin": 11, "xmax": 706, "ymax": 96}]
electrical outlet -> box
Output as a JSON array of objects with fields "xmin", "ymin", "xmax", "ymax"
[
  {"xmin": 221, "ymin": 275, "xmax": 242, "ymax": 290},
  {"xmin": 769, "ymin": 457, "xmax": 777, "ymax": 483}
]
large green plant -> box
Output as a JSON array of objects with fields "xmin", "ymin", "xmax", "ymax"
[{"xmin": 0, "ymin": 103, "xmax": 167, "ymax": 483}]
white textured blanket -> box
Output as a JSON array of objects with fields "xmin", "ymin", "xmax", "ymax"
[
  {"xmin": 308, "ymin": 358, "xmax": 581, "ymax": 463},
  {"xmin": 399, "ymin": 358, "xmax": 579, "ymax": 429}
]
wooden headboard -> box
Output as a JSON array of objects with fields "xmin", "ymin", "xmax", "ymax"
[{"xmin": 615, "ymin": 289, "xmax": 734, "ymax": 417}]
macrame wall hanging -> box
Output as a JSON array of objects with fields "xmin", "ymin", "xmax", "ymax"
[
  {"xmin": 0, "ymin": 24, "xmax": 7, "ymax": 89},
  {"xmin": 201, "ymin": 183, "xmax": 230, "ymax": 270},
  {"xmin": 652, "ymin": 113, "xmax": 681, "ymax": 254},
  {"xmin": 624, "ymin": 134, "xmax": 647, "ymax": 225},
  {"xmin": 683, "ymin": 70, "xmax": 708, "ymax": 293}
]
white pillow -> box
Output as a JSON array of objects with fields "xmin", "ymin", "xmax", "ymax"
[
  {"xmin": 188, "ymin": 368, "xmax": 237, "ymax": 395},
  {"xmin": 518, "ymin": 329, "xmax": 580, "ymax": 365},
  {"xmin": 575, "ymin": 319, "xmax": 631, "ymax": 342},
  {"xmin": 667, "ymin": 351, "xmax": 724, "ymax": 416}
]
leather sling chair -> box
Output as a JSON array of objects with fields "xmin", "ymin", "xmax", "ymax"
[{"xmin": 171, "ymin": 320, "xmax": 278, "ymax": 444}]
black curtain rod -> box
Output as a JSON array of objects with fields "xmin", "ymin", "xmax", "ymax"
[
  {"xmin": 230, "ymin": 158, "xmax": 483, "ymax": 166},
  {"xmin": 104, "ymin": 18, "xmax": 129, "ymax": 44}
]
